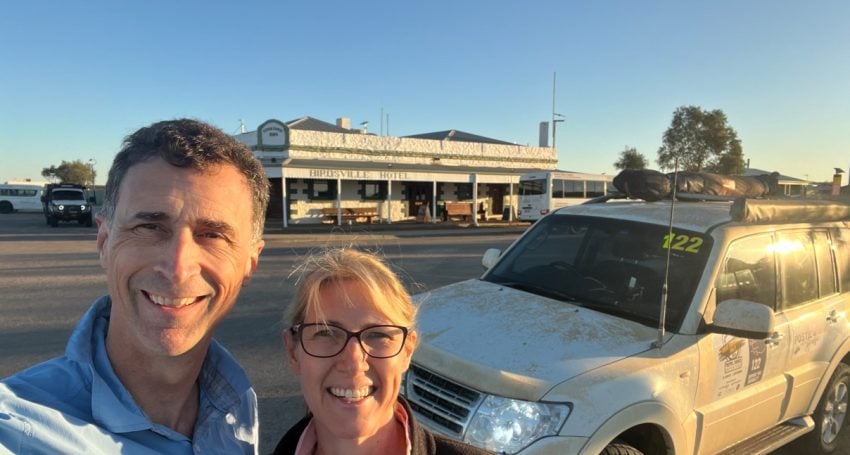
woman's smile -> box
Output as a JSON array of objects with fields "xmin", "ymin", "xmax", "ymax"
[{"xmin": 328, "ymin": 386, "xmax": 375, "ymax": 402}]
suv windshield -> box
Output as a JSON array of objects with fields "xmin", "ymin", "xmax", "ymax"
[
  {"xmin": 484, "ymin": 214, "xmax": 712, "ymax": 330},
  {"xmin": 52, "ymin": 190, "xmax": 84, "ymax": 200}
]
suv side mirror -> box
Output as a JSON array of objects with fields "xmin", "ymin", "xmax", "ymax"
[
  {"xmin": 482, "ymin": 248, "xmax": 501, "ymax": 270},
  {"xmin": 709, "ymin": 299, "xmax": 775, "ymax": 339}
]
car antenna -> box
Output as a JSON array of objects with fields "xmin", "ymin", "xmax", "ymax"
[{"xmin": 653, "ymin": 157, "xmax": 679, "ymax": 349}]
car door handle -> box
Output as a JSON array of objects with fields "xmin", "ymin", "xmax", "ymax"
[
  {"xmin": 765, "ymin": 332, "xmax": 785, "ymax": 346},
  {"xmin": 827, "ymin": 310, "xmax": 840, "ymax": 323}
]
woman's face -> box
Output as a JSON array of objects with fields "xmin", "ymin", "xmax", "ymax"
[{"xmin": 285, "ymin": 279, "xmax": 416, "ymax": 442}]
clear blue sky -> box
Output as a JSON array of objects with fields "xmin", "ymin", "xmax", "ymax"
[{"xmin": 2, "ymin": 1, "xmax": 848, "ymax": 184}]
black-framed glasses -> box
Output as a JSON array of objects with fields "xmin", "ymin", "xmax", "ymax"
[{"xmin": 291, "ymin": 323, "xmax": 409, "ymax": 359}]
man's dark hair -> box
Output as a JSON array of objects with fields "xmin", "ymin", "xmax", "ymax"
[{"xmin": 102, "ymin": 119, "xmax": 270, "ymax": 240}]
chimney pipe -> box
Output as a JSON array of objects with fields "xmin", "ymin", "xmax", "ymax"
[{"xmin": 539, "ymin": 122, "xmax": 549, "ymax": 147}]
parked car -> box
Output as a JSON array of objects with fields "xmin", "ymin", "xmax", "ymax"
[
  {"xmin": 41, "ymin": 183, "xmax": 94, "ymax": 227},
  {"xmin": 403, "ymin": 197, "xmax": 850, "ymax": 454}
]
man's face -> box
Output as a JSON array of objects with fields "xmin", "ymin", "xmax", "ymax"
[{"xmin": 97, "ymin": 157, "xmax": 263, "ymax": 358}]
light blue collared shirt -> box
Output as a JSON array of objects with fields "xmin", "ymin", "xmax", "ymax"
[{"xmin": 0, "ymin": 296, "xmax": 258, "ymax": 454}]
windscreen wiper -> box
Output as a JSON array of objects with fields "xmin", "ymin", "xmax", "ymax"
[{"xmin": 494, "ymin": 281, "xmax": 580, "ymax": 303}]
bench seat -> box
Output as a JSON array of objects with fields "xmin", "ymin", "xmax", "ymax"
[
  {"xmin": 321, "ymin": 207, "xmax": 378, "ymax": 224},
  {"xmin": 444, "ymin": 202, "xmax": 473, "ymax": 221}
]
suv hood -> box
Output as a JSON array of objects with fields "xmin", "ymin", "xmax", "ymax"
[{"xmin": 413, "ymin": 279, "xmax": 658, "ymax": 401}]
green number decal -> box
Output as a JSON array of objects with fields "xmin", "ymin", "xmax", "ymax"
[
  {"xmin": 662, "ymin": 233, "xmax": 703, "ymax": 253},
  {"xmin": 672, "ymin": 234, "xmax": 689, "ymax": 251},
  {"xmin": 685, "ymin": 237, "xmax": 703, "ymax": 253}
]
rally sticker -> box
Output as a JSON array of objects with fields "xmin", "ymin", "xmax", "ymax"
[{"xmin": 714, "ymin": 335, "xmax": 767, "ymax": 398}]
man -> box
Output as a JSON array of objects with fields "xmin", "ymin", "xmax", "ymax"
[{"xmin": 0, "ymin": 119, "xmax": 269, "ymax": 454}]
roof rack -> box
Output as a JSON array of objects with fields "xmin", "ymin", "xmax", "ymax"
[
  {"xmin": 730, "ymin": 198, "xmax": 850, "ymax": 223},
  {"xmin": 585, "ymin": 192, "xmax": 743, "ymax": 204},
  {"xmin": 586, "ymin": 193, "xmax": 850, "ymax": 224},
  {"xmin": 46, "ymin": 183, "xmax": 88, "ymax": 190}
]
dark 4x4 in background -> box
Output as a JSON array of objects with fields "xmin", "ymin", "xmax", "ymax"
[{"xmin": 41, "ymin": 184, "xmax": 94, "ymax": 227}]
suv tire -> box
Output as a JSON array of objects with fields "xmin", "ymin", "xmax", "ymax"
[
  {"xmin": 601, "ymin": 442, "xmax": 644, "ymax": 455},
  {"xmin": 794, "ymin": 363, "xmax": 850, "ymax": 453},
  {"xmin": 48, "ymin": 216, "xmax": 58, "ymax": 227}
]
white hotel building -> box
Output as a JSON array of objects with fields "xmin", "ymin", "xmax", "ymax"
[{"xmin": 234, "ymin": 117, "xmax": 557, "ymax": 226}]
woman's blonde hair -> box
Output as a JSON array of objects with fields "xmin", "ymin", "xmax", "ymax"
[{"xmin": 286, "ymin": 248, "xmax": 417, "ymax": 334}]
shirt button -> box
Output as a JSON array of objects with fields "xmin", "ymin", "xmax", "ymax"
[{"xmin": 225, "ymin": 413, "xmax": 236, "ymax": 425}]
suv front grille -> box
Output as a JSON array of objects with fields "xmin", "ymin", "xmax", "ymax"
[{"xmin": 405, "ymin": 364, "xmax": 484, "ymax": 438}]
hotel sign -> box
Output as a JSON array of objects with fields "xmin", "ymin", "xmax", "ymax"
[
  {"xmin": 285, "ymin": 166, "xmax": 509, "ymax": 184},
  {"xmin": 257, "ymin": 119, "xmax": 288, "ymax": 149},
  {"xmin": 308, "ymin": 169, "xmax": 410, "ymax": 180}
]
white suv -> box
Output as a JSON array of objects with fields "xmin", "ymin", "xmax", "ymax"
[{"xmin": 403, "ymin": 197, "xmax": 850, "ymax": 454}]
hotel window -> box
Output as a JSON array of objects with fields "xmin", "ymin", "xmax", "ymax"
[
  {"xmin": 586, "ymin": 181, "xmax": 605, "ymax": 198},
  {"xmin": 307, "ymin": 179, "xmax": 337, "ymax": 200},
  {"xmin": 360, "ymin": 181, "xmax": 387, "ymax": 200},
  {"xmin": 456, "ymin": 183, "xmax": 473, "ymax": 200}
]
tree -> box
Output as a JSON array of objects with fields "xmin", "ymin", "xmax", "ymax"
[
  {"xmin": 656, "ymin": 106, "xmax": 746, "ymax": 174},
  {"xmin": 613, "ymin": 146, "xmax": 648, "ymax": 170},
  {"xmin": 708, "ymin": 136, "xmax": 745, "ymax": 174},
  {"xmin": 42, "ymin": 160, "xmax": 96, "ymax": 186}
]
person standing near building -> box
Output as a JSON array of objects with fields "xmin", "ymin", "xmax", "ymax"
[{"xmin": 0, "ymin": 119, "xmax": 269, "ymax": 454}]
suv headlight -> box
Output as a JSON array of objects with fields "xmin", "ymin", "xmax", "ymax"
[{"xmin": 464, "ymin": 396, "xmax": 570, "ymax": 453}]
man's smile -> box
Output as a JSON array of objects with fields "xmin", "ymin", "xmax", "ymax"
[{"xmin": 143, "ymin": 290, "xmax": 206, "ymax": 309}]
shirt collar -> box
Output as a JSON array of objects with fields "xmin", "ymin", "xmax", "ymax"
[
  {"xmin": 64, "ymin": 295, "xmax": 109, "ymax": 364},
  {"xmin": 64, "ymin": 296, "xmax": 253, "ymax": 437},
  {"xmin": 294, "ymin": 400, "xmax": 412, "ymax": 455}
]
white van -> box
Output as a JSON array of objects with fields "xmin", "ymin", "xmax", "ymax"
[
  {"xmin": 518, "ymin": 171, "xmax": 615, "ymax": 222},
  {"xmin": 404, "ymin": 197, "xmax": 850, "ymax": 454},
  {"xmin": 0, "ymin": 183, "xmax": 45, "ymax": 213}
]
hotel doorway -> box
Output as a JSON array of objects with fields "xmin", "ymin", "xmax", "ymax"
[
  {"xmin": 406, "ymin": 182, "xmax": 433, "ymax": 217},
  {"xmin": 489, "ymin": 185, "xmax": 505, "ymax": 218}
]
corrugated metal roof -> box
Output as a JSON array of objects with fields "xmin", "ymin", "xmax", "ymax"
[
  {"xmin": 743, "ymin": 167, "xmax": 807, "ymax": 183},
  {"xmin": 285, "ymin": 116, "xmax": 356, "ymax": 134},
  {"xmin": 403, "ymin": 129, "xmax": 514, "ymax": 145},
  {"xmin": 250, "ymin": 117, "xmax": 520, "ymax": 146}
]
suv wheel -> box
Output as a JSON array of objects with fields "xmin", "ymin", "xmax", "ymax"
[
  {"xmin": 49, "ymin": 216, "xmax": 58, "ymax": 227},
  {"xmin": 818, "ymin": 363, "xmax": 850, "ymax": 452},
  {"xmin": 601, "ymin": 442, "xmax": 644, "ymax": 455},
  {"xmin": 795, "ymin": 363, "xmax": 850, "ymax": 453}
]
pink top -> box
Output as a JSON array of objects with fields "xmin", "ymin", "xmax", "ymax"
[{"xmin": 294, "ymin": 401, "xmax": 413, "ymax": 455}]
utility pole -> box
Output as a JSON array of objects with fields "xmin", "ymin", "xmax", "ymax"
[
  {"xmin": 551, "ymin": 72, "xmax": 564, "ymax": 150},
  {"xmin": 88, "ymin": 158, "xmax": 97, "ymax": 204}
]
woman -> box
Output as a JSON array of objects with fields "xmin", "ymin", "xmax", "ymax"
[{"xmin": 275, "ymin": 248, "xmax": 492, "ymax": 455}]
